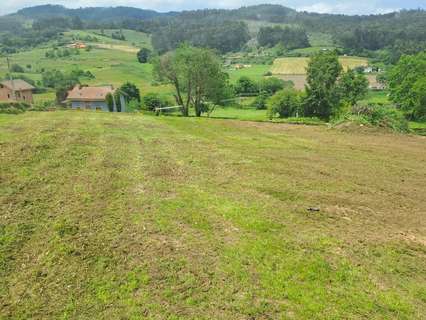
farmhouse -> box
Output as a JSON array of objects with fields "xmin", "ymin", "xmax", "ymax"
[
  {"xmin": 0, "ymin": 79, "xmax": 35, "ymax": 103},
  {"xmin": 68, "ymin": 42, "xmax": 87, "ymax": 49},
  {"xmin": 66, "ymin": 85, "xmax": 116, "ymax": 111}
]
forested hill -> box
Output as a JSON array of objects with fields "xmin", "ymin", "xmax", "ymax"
[
  {"xmin": 15, "ymin": 4, "xmax": 175, "ymax": 21},
  {"xmin": 1, "ymin": 4, "xmax": 426, "ymax": 62}
]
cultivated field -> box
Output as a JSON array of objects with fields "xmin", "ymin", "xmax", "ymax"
[
  {"xmin": 271, "ymin": 56, "xmax": 369, "ymax": 75},
  {"xmin": 1, "ymin": 111, "xmax": 425, "ymax": 319}
]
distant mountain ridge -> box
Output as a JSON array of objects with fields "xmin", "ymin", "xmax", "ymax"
[{"xmin": 14, "ymin": 4, "xmax": 175, "ymax": 21}]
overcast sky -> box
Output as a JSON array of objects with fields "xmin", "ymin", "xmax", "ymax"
[{"xmin": 1, "ymin": 0, "xmax": 425, "ymax": 16}]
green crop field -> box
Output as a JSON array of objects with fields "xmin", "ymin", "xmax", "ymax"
[
  {"xmin": 1, "ymin": 111, "xmax": 425, "ymax": 319},
  {"xmin": 271, "ymin": 56, "xmax": 369, "ymax": 75}
]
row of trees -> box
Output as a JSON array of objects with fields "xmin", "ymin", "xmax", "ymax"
[
  {"xmin": 267, "ymin": 51, "xmax": 369, "ymax": 120},
  {"xmin": 153, "ymin": 47, "xmax": 369, "ymax": 120}
]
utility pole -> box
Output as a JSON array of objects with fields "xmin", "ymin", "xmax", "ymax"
[{"xmin": 6, "ymin": 57, "xmax": 16, "ymax": 101}]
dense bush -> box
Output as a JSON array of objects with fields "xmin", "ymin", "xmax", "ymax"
[
  {"xmin": 234, "ymin": 76, "xmax": 258, "ymax": 95},
  {"xmin": 267, "ymin": 88, "xmax": 301, "ymax": 119},
  {"xmin": 259, "ymin": 77, "xmax": 292, "ymax": 95},
  {"xmin": 335, "ymin": 104, "xmax": 409, "ymax": 132},
  {"xmin": 137, "ymin": 48, "xmax": 152, "ymax": 63},
  {"xmin": 251, "ymin": 93, "xmax": 269, "ymax": 110},
  {"xmin": 10, "ymin": 64, "xmax": 25, "ymax": 73},
  {"xmin": 142, "ymin": 93, "xmax": 169, "ymax": 111},
  {"xmin": 0, "ymin": 102, "xmax": 31, "ymax": 114}
]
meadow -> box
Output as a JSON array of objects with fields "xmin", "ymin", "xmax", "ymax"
[
  {"xmin": 0, "ymin": 29, "xmax": 173, "ymax": 103},
  {"xmin": 1, "ymin": 111, "xmax": 425, "ymax": 319},
  {"xmin": 271, "ymin": 56, "xmax": 369, "ymax": 75}
]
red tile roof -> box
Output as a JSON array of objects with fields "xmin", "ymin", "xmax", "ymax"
[
  {"xmin": 0, "ymin": 79, "xmax": 35, "ymax": 91},
  {"xmin": 66, "ymin": 85, "xmax": 115, "ymax": 102}
]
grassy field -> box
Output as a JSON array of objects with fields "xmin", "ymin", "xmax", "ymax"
[
  {"xmin": 1, "ymin": 111, "xmax": 426, "ymax": 319},
  {"xmin": 0, "ymin": 29, "xmax": 171, "ymax": 104},
  {"xmin": 227, "ymin": 64, "xmax": 271, "ymax": 83},
  {"xmin": 271, "ymin": 57, "xmax": 369, "ymax": 75}
]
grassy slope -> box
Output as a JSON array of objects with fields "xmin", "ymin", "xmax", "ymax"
[
  {"xmin": 0, "ymin": 29, "xmax": 171, "ymax": 103},
  {"xmin": 1, "ymin": 111, "xmax": 425, "ymax": 319}
]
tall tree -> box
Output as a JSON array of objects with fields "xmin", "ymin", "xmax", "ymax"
[
  {"xmin": 304, "ymin": 51, "xmax": 342, "ymax": 120},
  {"xmin": 153, "ymin": 45, "xmax": 228, "ymax": 117},
  {"xmin": 338, "ymin": 69, "xmax": 369, "ymax": 106},
  {"xmin": 119, "ymin": 82, "xmax": 141, "ymax": 102},
  {"xmin": 388, "ymin": 52, "xmax": 426, "ymax": 120}
]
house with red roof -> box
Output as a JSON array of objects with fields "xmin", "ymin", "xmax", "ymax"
[
  {"xmin": 66, "ymin": 85, "xmax": 117, "ymax": 111},
  {"xmin": 0, "ymin": 79, "xmax": 35, "ymax": 103}
]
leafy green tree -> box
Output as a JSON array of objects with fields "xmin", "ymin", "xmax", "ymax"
[
  {"xmin": 338, "ymin": 69, "xmax": 369, "ymax": 106},
  {"xmin": 303, "ymin": 51, "xmax": 343, "ymax": 120},
  {"xmin": 153, "ymin": 45, "xmax": 228, "ymax": 117},
  {"xmin": 106, "ymin": 93, "xmax": 114, "ymax": 112},
  {"xmin": 267, "ymin": 88, "xmax": 301, "ymax": 119},
  {"xmin": 119, "ymin": 82, "xmax": 141, "ymax": 102},
  {"xmin": 142, "ymin": 93, "xmax": 168, "ymax": 111},
  {"xmin": 388, "ymin": 52, "xmax": 426, "ymax": 120},
  {"xmin": 412, "ymin": 77, "xmax": 426, "ymax": 120},
  {"xmin": 259, "ymin": 77, "xmax": 288, "ymax": 95},
  {"xmin": 234, "ymin": 76, "xmax": 258, "ymax": 95},
  {"xmin": 251, "ymin": 93, "xmax": 269, "ymax": 110},
  {"xmin": 137, "ymin": 48, "xmax": 152, "ymax": 63}
]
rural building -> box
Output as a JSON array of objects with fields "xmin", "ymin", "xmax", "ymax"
[
  {"xmin": 68, "ymin": 42, "xmax": 87, "ymax": 49},
  {"xmin": 66, "ymin": 85, "xmax": 116, "ymax": 111},
  {"xmin": 0, "ymin": 79, "xmax": 35, "ymax": 103}
]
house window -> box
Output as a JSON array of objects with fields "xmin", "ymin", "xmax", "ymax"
[{"xmin": 7, "ymin": 94, "xmax": 10, "ymax": 98}]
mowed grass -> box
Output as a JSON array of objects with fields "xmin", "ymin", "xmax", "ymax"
[
  {"xmin": 271, "ymin": 56, "xmax": 369, "ymax": 75},
  {"xmin": 1, "ymin": 111, "xmax": 426, "ymax": 319}
]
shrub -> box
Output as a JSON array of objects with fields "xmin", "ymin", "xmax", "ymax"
[
  {"xmin": 267, "ymin": 89, "xmax": 301, "ymax": 119},
  {"xmin": 137, "ymin": 48, "xmax": 152, "ymax": 64},
  {"xmin": 106, "ymin": 93, "xmax": 114, "ymax": 112},
  {"xmin": 234, "ymin": 76, "xmax": 258, "ymax": 95},
  {"xmin": 335, "ymin": 104, "xmax": 410, "ymax": 132},
  {"xmin": 0, "ymin": 102, "xmax": 30, "ymax": 114},
  {"xmin": 10, "ymin": 64, "xmax": 25, "ymax": 73},
  {"xmin": 142, "ymin": 93, "xmax": 168, "ymax": 111},
  {"xmin": 251, "ymin": 93, "xmax": 269, "ymax": 110},
  {"xmin": 259, "ymin": 77, "xmax": 287, "ymax": 95},
  {"xmin": 126, "ymin": 99, "xmax": 141, "ymax": 112},
  {"xmin": 30, "ymin": 100, "xmax": 56, "ymax": 111}
]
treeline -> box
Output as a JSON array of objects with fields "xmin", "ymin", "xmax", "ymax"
[{"xmin": 257, "ymin": 26, "xmax": 309, "ymax": 49}]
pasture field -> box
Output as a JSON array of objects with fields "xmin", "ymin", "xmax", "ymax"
[
  {"xmin": 271, "ymin": 56, "xmax": 369, "ymax": 75},
  {"xmin": 227, "ymin": 64, "xmax": 271, "ymax": 82},
  {"xmin": 63, "ymin": 29, "xmax": 152, "ymax": 49},
  {"xmin": 0, "ymin": 44, "xmax": 173, "ymax": 103},
  {"xmin": 1, "ymin": 111, "xmax": 426, "ymax": 319}
]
